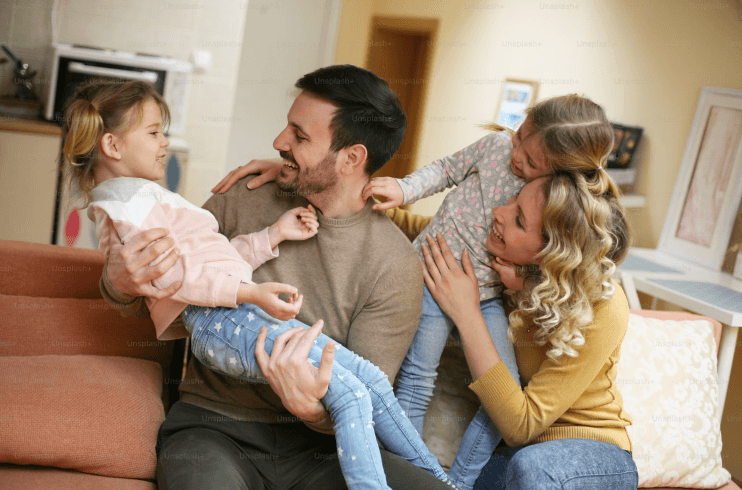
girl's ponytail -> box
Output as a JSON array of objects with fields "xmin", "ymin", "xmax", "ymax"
[
  {"xmin": 63, "ymin": 98, "xmax": 104, "ymax": 167},
  {"xmin": 61, "ymin": 96, "xmax": 105, "ymax": 211},
  {"xmin": 585, "ymin": 165, "xmax": 622, "ymax": 201},
  {"xmin": 526, "ymin": 94, "xmax": 615, "ymax": 177}
]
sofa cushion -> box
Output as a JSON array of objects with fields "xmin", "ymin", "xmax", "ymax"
[
  {"xmin": 651, "ymin": 483, "xmax": 741, "ymax": 490},
  {"xmin": 0, "ymin": 355, "xmax": 165, "ymax": 480},
  {"xmin": 616, "ymin": 314, "xmax": 731, "ymax": 488},
  {"xmin": 0, "ymin": 464, "xmax": 156, "ymax": 490},
  {"xmin": 0, "ymin": 293, "xmax": 170, "ymax": 373}
]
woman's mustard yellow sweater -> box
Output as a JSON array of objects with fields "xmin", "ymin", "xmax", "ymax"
[{"xmin": 470, "ymin": 285, "xmax": 633, "ymax": 451}]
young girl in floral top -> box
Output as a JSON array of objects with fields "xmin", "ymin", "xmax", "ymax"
[{"xmin": 363, "ymin": 94, "xmax": 618, "ymax": 490}]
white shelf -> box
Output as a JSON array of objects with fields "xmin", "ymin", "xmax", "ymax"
[
  {"xmin": 620, "ymin": 194, "xmax": 645, "ymax": 208},
  {"xmin": 606, "ymin": 168, "xmax": 637, "ymax": 186}
]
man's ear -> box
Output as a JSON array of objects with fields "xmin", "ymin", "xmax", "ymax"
[
  {"xmin": 100, "ymin": 133, "xmax": 121, "ymax": 160},
  {"xmin": 339, "ymin": 143, "xmax": 368, "ymax": 176}
]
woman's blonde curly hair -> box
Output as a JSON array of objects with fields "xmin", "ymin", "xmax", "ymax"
[{"xmin": 508, "ymin": 171, "xmax": 629, "ymax": 361}]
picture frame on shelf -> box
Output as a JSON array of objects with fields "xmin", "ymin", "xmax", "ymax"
[
  {"xmin": 495, "ymin": 78, "xmax": 539, "ymax": 130},
  {"xmin": 607, "ymin": 123, "xmax": 643, "ymax": 169},
  {"xmin": 658, "ymin": 86, "xmax": 742, "ymax": 270}
]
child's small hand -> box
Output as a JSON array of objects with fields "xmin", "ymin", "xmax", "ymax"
[
  {"xmin": 362, "ymin": 177, "xmax": 404, "ymax": 211},
  {"xmin": 492, "ymin": 257, "xmax": 525, "ymax": 291},
  {"xmin": 250, "ymin": 282, "xmax": 304, "ymax": 321},
  {"xmin": 270, "ymin": 205, "xmax": 319, "ymax": 245}
]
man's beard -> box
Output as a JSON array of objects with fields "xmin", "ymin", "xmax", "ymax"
[{"xmin": 276, "ymin": 150, "xmax": 339, "ymax": 197}]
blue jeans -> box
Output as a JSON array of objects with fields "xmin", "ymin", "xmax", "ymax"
[
  {"xmin": 182, "ymin": 303, "xmax": 450, "ymax": 490},
  {"xmin": 473, "ymin": 439, "xmax": 638, "ymax": 490},
  {"xmin": 396, "ymin": 285, "xmax": 521, "ymax": 490}
]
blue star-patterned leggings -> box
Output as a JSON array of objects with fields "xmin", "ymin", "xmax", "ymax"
[{"xmin": 182, "ymin": 303, "xmax": 452, "ymax": 490}]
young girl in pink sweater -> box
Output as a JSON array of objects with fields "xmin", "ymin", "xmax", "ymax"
[{"xmin": 62, "ymin": 80, "xmax": 457, "ymax": 490}]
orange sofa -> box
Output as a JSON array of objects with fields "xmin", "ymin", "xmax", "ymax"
[
  {"xmin": 0, "ymin": 238, "xmax": 739, "ymax": 489},
  {"xmin": 0, "ymin": 239, "xmax": 180, "ymax": 489}
]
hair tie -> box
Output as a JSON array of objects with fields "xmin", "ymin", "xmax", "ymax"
[{"xmin": 84, "ymin": 99, "xmax": 99, "ymax": 116}]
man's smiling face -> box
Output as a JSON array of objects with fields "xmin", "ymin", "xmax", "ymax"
[{"xmin": 273, "ymin": 92, "xmax": 340, "ymax": 198}]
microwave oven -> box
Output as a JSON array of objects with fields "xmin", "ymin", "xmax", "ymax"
[{"xmin": 44, "ymin": 43, "xmax": 192, "ymax": 135}]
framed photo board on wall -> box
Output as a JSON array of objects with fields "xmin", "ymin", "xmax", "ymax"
[
  {"xmin": 495, "ymin": 78, "xmax": 539, "ymax": 130},
  {"xmin": 658, "ymin": 86, "xmax": 742, "ymax": 270}
]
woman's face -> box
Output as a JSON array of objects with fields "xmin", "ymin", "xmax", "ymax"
[
  {"xmin": 486, "ymin": 177, "xmax": 546, "ymax": 265},
  {"xmin": 510, "ymin": 118, "xmax": 550, "ymax": 181}
]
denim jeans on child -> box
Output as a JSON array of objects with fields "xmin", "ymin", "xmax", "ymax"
[
  {"xmin": 473, "ymin": 439, "xmax": 638, "ymax": 490},
  {"xmin": 395, "ymin": 285, "xmax": 521, "ymax": 490},
  {"xmin": 182, "ymin": 302, "xmax": 453, "ymax": 490}
]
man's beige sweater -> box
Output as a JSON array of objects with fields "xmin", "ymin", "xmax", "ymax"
[{"xmin": 100, "ymin": 178, "xmax": 424, "ymax": 423}]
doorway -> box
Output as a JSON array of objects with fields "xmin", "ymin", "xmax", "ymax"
[{"xmin": 366, "ymin": 16, "xmax": 438, "ymax": 181}]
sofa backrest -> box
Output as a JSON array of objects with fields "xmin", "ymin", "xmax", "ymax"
[
  {"xmin": 0, "ymin": 239, "xmax": 179, "ymax": 409},
  {"xmin": 0, "ymin": 239, "xmax": 106, "ymax": 299}
]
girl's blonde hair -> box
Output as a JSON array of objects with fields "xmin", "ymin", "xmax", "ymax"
[
  {"xmin": 61, "ymin": 80, "xmax": 170, "ymax": 209},
  {"xmin": 485, "ymin": 94, "xmax": 621, "ymax": 199},
  {"xmin": 526, "ymin": 93, "xmax": 621, "ymax": 198},
  {"xmin": 508, "ymin": 171, "xmax": 629, "ymax": 362}
]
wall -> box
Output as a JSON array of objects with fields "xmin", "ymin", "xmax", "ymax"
[
  {"xmin": 335, "ymin": 0, "xmax": 742, "ymax": 250},
  {"xmin": 225, "ymin": 0, "xmax": 341, "ymax": 174},
  {"xmin": 0, "ymin": 0, "xmax": 248, "ymax": 207},
  {"xmin": 335, "ymin": 0, "xmax": 742, "ymax": 480}
]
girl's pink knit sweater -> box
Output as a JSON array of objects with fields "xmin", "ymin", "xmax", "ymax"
[{"xmin": 88, "ymin": 177, "xmax": 278, "ymax": 340}]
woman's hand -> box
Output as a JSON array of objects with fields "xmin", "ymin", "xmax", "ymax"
[
  {"xmin": 361, "ymin": 177, "xmax": 404, "ymax": 211},
  {"xmin": 492, "ymin": 257, "xmax": 525, "ymax": 291},
  {"xmin": 423, "ymin": 234, "xmax": 504, "ymax": 381},
  {"xmin": 421, "ymin": 233, "xmax": 481, "ymax": 325},
  {"xmin": 211, "ymin": 158, "xmax": 283, "ymax": 194}
]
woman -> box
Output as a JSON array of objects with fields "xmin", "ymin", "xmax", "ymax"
[{"xmin": 420, "ymin": 170, "xmax": 637, "ymax": 490}]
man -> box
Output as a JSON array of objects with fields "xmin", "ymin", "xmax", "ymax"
[{"xmin": 100, "ymin": 65, "xmax": 449, "ymax": 489}]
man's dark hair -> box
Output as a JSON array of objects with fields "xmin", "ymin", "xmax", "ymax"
[{"xmin": 295, "ymin": 65, "xmax": 407, "ymax": 176}]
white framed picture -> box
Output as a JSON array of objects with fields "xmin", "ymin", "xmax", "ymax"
[
  {"xmin": 658, "ymin": 86, "xmax": 742, "ymax": 270},
  {"xmin": 495, "ymin": 78, "xmax": 539, "ymax": 129}
]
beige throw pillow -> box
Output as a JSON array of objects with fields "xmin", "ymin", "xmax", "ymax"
[{"xmin": 616, "ymin": 314, "xmax": 731, "ymax": 488}]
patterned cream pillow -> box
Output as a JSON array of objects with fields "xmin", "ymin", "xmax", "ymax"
[{"xmin": 616, "ymin": 314, "xmax": 731, "ymax": 488}]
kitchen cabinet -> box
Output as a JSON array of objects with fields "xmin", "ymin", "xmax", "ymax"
[{"xmin": 0, "ymin": 117, "xmax": 62, "ymax": 244}]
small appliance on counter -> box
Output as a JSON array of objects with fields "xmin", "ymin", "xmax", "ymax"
[
  {"xmin": 44, "ymin": 43, "xmax": 192, "ymax": 135},
  {"xmin": 0, "ymin": 45, "xmax": 42, "ymax": 118}
]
